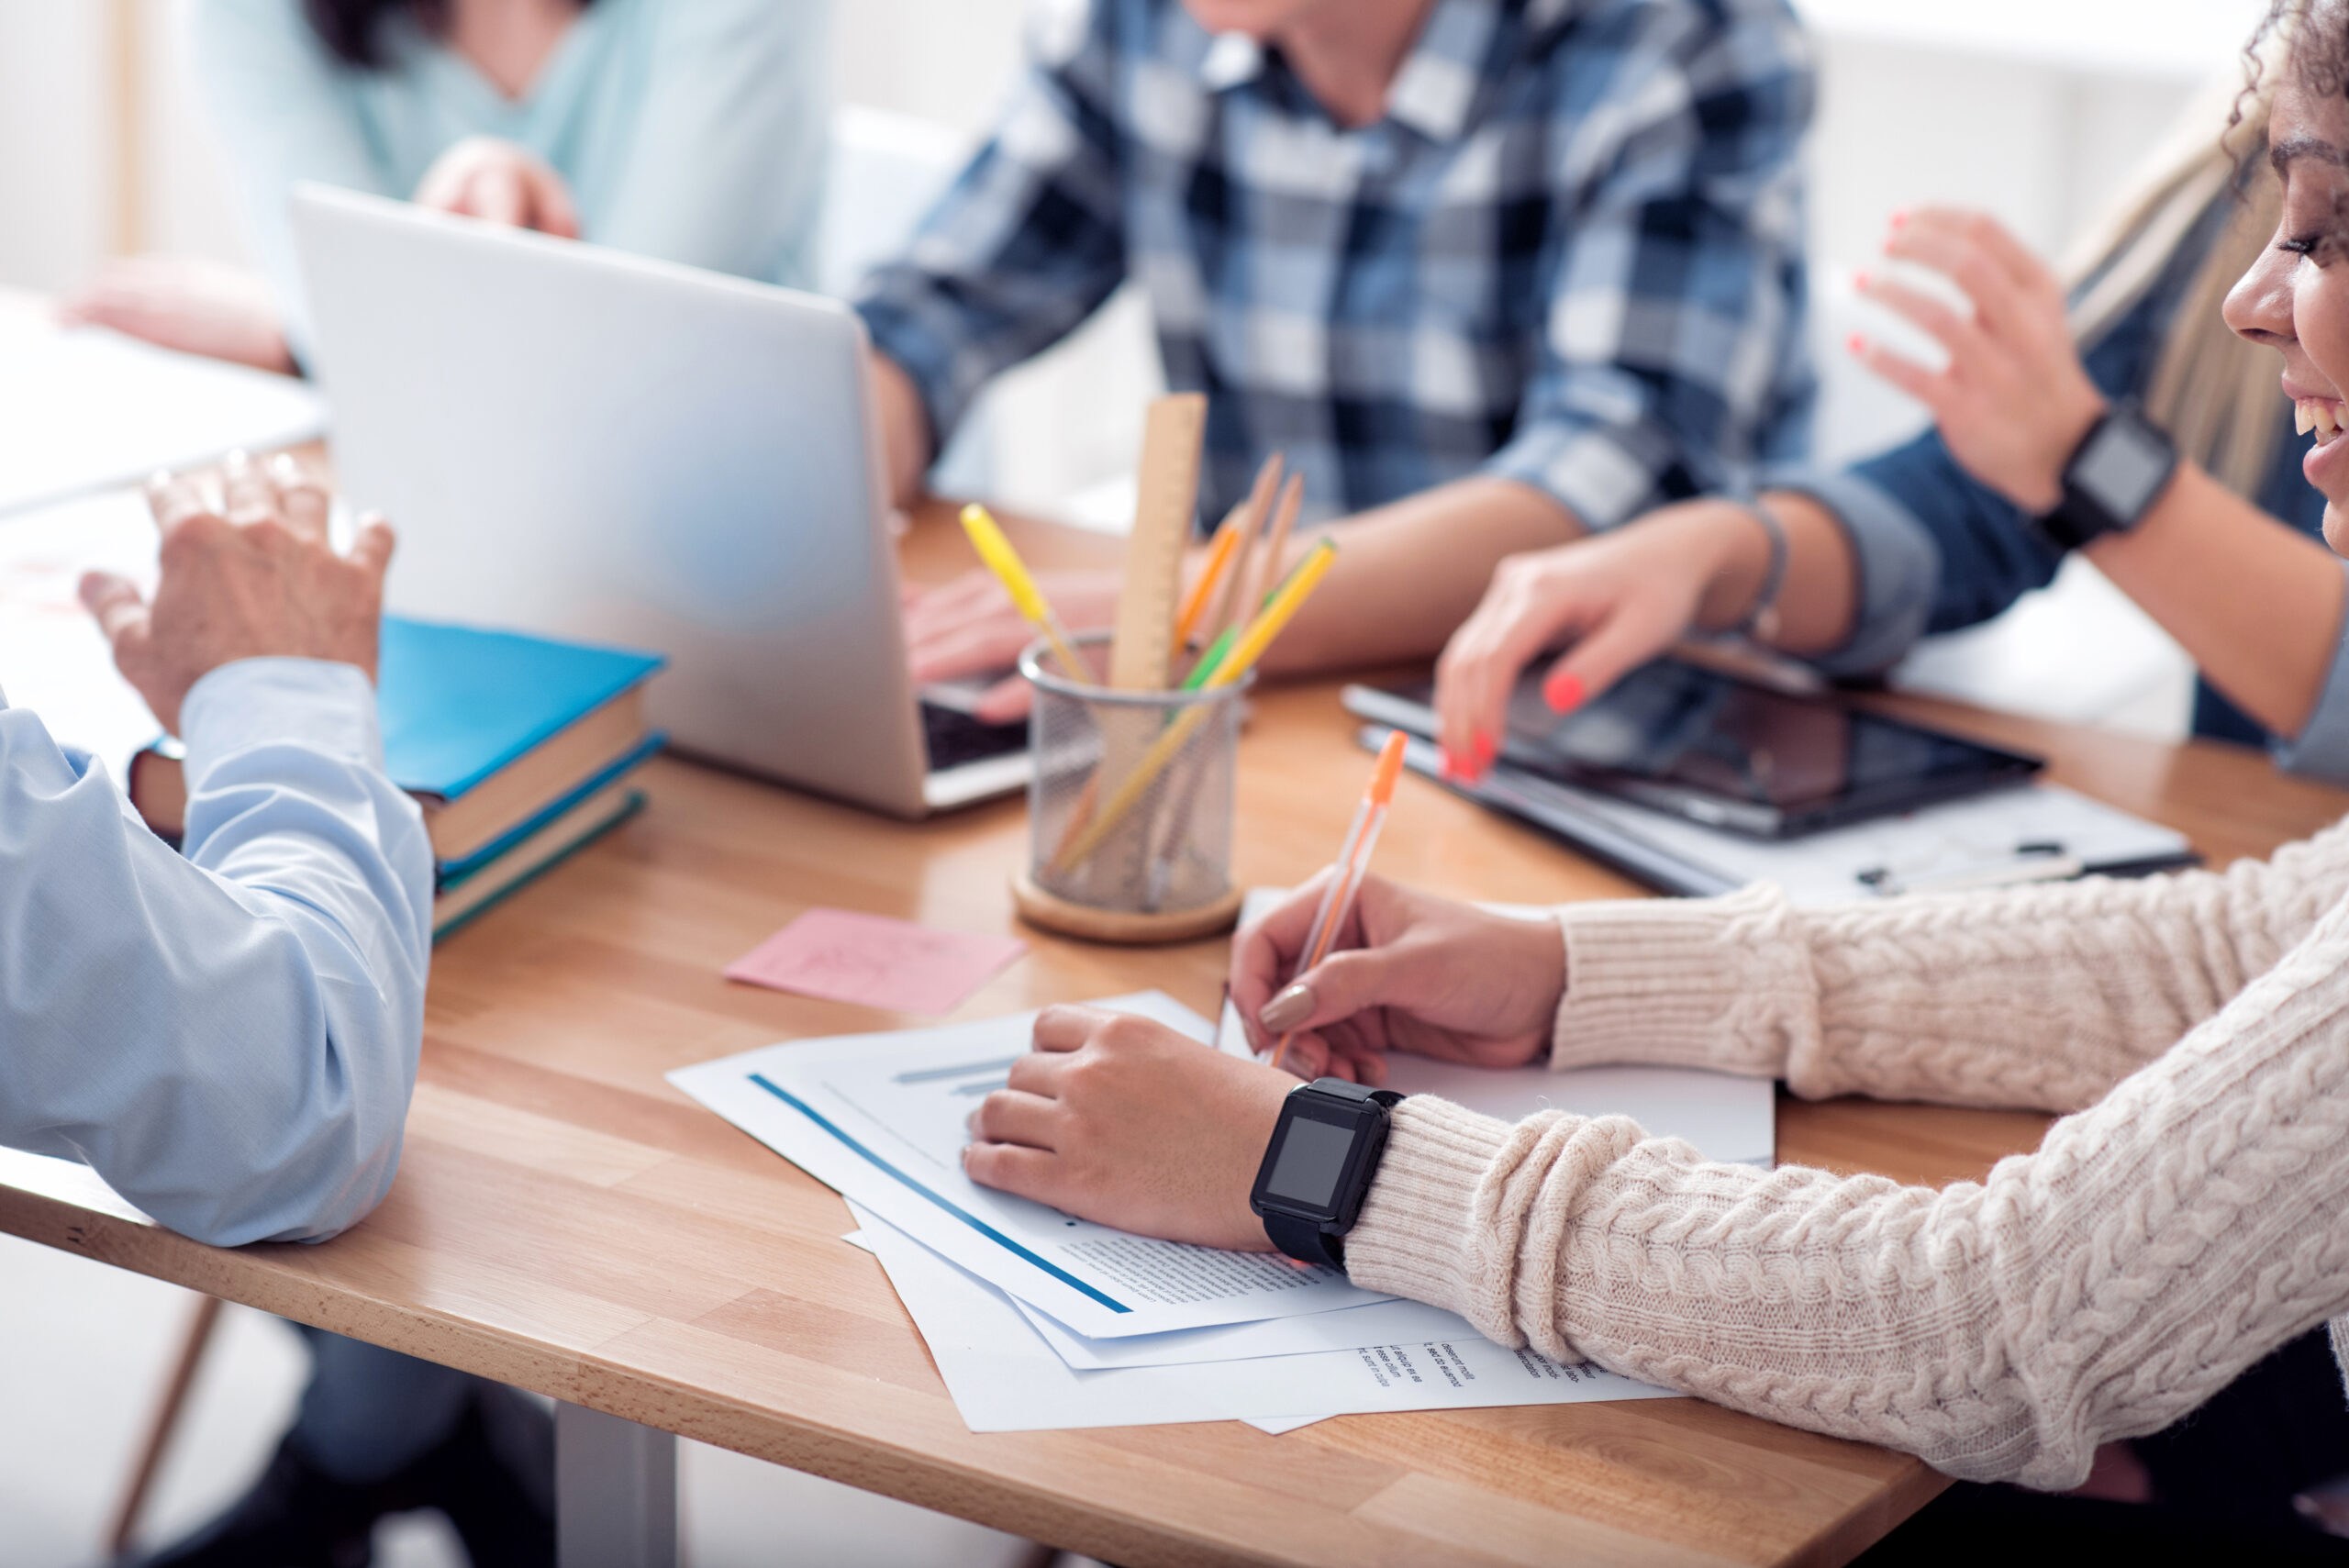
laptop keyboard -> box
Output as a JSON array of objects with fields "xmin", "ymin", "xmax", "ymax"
[{"xmin": 920, "ymin": 702, "xmax": 1028, "ymax": 773}]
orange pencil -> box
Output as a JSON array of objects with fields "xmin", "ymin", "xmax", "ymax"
[
  {"xmin": 1270, "ymin": 729, "xmax": 1409, "ymax": 1072},
  {"xmin": 1173, "ymin": 507, "xmax": 1247, "ymax": 654}
]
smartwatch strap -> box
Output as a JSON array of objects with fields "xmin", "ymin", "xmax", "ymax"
[{"xmin": 1263, "ymin": 1209, "xmax": 1346, "ymax": 1271}]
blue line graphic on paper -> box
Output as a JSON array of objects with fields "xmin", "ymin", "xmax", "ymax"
[{"xmin": 748, "ymin": 1073, "xmax": 1131, "ymax": 1315}]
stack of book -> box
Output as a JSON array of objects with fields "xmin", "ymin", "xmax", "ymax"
[{"xmin": 133, "ymin": 617, "xmax": 664, "ymax": 937}]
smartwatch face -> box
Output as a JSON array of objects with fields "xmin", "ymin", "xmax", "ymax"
[
  {"xmin": 2076, "ymin": 415, "xmax": 2176, "ymax": 522},
  {"xmin": 1253, "ymin": 1102, "xmax": 1364, "ymax": 1221}
]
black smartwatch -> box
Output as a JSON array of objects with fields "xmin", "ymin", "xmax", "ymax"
[
  {"xmin": 2036, "ymin": 402, "xmax": 2179, "ymax": 551},
  {"xmin": 1249, "ymin": 1078, "xmax": 1404, "ymax": 1270}
]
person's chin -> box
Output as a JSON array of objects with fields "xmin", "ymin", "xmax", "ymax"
[{"xmin": 2306, "ymin": 429, "xmax": 2349, "ymax": 555}]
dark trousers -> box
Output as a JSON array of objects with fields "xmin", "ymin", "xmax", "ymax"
[{"xmin": 1858, "ymin": 1329, "xmax": 2349, "ymax": 1564}]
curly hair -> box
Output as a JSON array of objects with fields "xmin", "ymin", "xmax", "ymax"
[
  {"xmin": 303, "ymin": 0, "xmax": 596, "ymax": 70},
  {"xmin": 2243, "ymin": 1, "xmax": 2349, "ymax": 124}
]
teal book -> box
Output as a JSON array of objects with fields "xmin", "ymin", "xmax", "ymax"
[
  {"xmin": 378, "ymin": 616, "xmax": 664, "ymax": 801},
  {"xmin": 131, "ymin": 617, "xmax": 666, "ymax": 874}
]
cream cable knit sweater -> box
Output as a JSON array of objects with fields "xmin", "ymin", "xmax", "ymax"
[{"xmin": 1344, "ymin": 817, "xmax": 2349, "ymax": 1488}]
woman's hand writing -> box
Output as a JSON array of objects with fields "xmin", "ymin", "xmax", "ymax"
[{"xmin": 1230, "ymin": 873, "xmax": 1564, "ymax": 1085}]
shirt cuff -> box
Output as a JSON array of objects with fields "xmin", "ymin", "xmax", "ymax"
[
  {"xmin": 1549, "ymin": 884, "xmax": 1809, "ymax": 1078},
  {"xmin": 1481, "ymin": 421, "xmax": 1679, "ymax": 534},
  {"xmin": 2275, "ymin": 556, "xmax": 2349, "ymax": 785},
  {"xmin": 1761, "ymin": 467, "xmax": 1942, "ymax": 677},
  {"xmin": 1345, "ymin": 1095, "xmax": 1526, "ymax": 1327},
  {"xmin": 856, "ymin": 291, "xmax": 969, "ymax": 462},
  {"xmin": 179, "ymin": 657, "xmax": 384, "ymax": 791}
]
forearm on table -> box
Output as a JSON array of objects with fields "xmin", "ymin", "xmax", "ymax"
[
  {"xmin": 1679, "ymin": 489, "xmax": 1860, "ymax": 656},
  {"xmin": 2084, "ymin": 462, "xmax": 2345, "ymax": 740},
  {"xmin": 0, "ymin": 661, "xmax": 432, "ymax": 1246},
  {"xmin": 1544, "ymin": 819, "xmax": 2349, "ymax": 1108},
  {"xmin": 871, "ymin": 350, "xmax": 936, "ymax": 512},
  {"xmin": 1258, "ymin": 478, "xmax": 1586, "ymax": 673},
  {"xmin": 1351, "ymin": 940, "xmax": 2349, "ymax": 1491}
]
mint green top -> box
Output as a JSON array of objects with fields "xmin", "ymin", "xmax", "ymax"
[{"xmin": 191, "ymin": 0, "xmax": 829, "ymax": 352}]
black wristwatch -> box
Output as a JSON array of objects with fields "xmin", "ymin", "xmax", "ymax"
[
  {"xmin": 2035, "ymin": 402, "xmax": 2179, "ymax": 552},
  {"xmin": 1250, "ymin": 1078, "xmax": 1404, "ymax": 1270}
]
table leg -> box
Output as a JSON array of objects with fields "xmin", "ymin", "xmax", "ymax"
[{"xmin": 555, "ymin": 1401, "xmax": 677, "ymax": 1568}]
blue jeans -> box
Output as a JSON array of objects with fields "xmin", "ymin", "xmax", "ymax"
[{"xmin": 286, "ymin": 1327, "xmax": 497, "ymax": 1485}]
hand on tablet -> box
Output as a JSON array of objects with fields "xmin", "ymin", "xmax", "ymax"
[
  {"xmin": 1431, "ymin": 501, "xmax": 1777, "ymax": 784},
  {"xmin": 414, "ymin": 138, "xmax": 582, "ymax": 239},
  {"xmin": 1849, "ymin": 207, "xmax": 2106, "ymax": 515},
  {"xmin": 963, "ymin": 1005, "xmax": 1288, "ymax": 1251},
  {"xmin": 1230, "ymin": 873, "xmax": 1564, "ymax": 1084},
  {"xmin": 904, "ymin": 566, "xmax": 1121, "ymax": 724}
]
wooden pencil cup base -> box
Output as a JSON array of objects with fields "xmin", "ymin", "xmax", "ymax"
[{"xmin": 1010, "ymin": 873, "xmax": 1244, "ymax": 946}]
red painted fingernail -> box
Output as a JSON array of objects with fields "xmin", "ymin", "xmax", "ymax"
[
  {"xmin": 1889, "ymin": 208, "xmax": 1909, "ymax": 228},
  {"xmin": 1852, "ymin": 267, "xmax": 1872, "ymax": 290},
  {"xmin": 1471, "ymin": 731, "xmax": 1497, "ymax": 767},
  {"xmin": 1845, "ymin": 332, "xmax": 1867, "ymax": 357},
  {"xmin": 1544, "ymin": 670, "xmax": 1585, "ymax": 714},
  {"xmin": 1438, "ymin": 748, "xmax": 1460, "ymax": 782}
]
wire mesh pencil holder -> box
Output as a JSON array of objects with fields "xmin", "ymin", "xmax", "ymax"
[{"xmin": 1009, "ymin": 632, "xmax": 1250, "ymax": 945}]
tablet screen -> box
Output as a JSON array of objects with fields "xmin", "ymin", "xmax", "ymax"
[{"xmin": 1382, "ymin": 660, "xmax": 2042, "ymax": 837}]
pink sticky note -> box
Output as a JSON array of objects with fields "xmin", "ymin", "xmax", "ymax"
[{"xmin": 724, "ymin": 908, "xmax": 1027, "ymax": 1016}]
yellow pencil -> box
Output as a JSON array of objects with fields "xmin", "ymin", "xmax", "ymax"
[
  {"xmin": 959, "ymin": 504, "xmax": 1091, "ymax": 682},
  {"xmin": 1052, "ymin": 539, "xmax": 1337, "ymax": 873}
]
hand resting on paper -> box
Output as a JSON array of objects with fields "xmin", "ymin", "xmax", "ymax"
[
  {"xmin": 1230, "ymin": 873, "xmax": 1564, "ymax": 1085},
  {"xmin": 963, "ymin": 1005, "xmax": 1290, "ymax": 1251}
]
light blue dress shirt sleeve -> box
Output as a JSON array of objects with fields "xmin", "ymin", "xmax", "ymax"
[{"xmin": 0, "ymin": 658, "xmax": 432, "ymax": 1248}]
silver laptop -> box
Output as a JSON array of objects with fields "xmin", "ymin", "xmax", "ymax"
[{"xmin": 290, "ymin": 183, "xmax": 1029, "ymax": 817}]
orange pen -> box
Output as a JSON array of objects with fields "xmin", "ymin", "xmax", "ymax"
[{"xmin": 1270, "ymin": 729, "xmax": 1409, "ymax": 1072}]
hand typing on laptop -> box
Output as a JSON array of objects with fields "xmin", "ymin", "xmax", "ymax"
[{"xmin": 904, "ymin": 563, "xmax": 1121, "ymax": 725}]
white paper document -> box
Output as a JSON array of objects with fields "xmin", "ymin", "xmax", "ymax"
[
  {"xmin": 668, "ymin": 993, "xmax": 1393, "ymax": 1339},
  {"xmin": 0, "ymin": 492, "xmax": 163, "ymax": 779},
  {"xmin": 851, "ymin": 1206, "xmax": 1673, "ymax": 1433},
  {"xmin": 840, "ymin": 1228, "xmax": 1330, "ymax": 1436},
  {"xmin": 0, "ymin": 327, "xmax": 326, "ymax": 517}
]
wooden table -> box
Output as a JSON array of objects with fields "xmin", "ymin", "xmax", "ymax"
[{"xmin": 6, "ymin": 497, "xmax": 2347, "ymax": 1567}]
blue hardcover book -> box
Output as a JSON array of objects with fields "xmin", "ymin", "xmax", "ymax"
[
  {"xmin": 130, "ymin": 617, "xmax": 666, "ymax": 873},
  {"xmin": 379, "ymin": 617, "xmax": 664, "ymax": 801}
]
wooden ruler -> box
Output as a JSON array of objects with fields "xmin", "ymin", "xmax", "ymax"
[
  {"xmin": 1067, "ymin": 394, "xmax": 1207, "ymax": 906},
  {"xmin": 1108, "ymin": 394, "xmax": 1207, "ymax": 691}
]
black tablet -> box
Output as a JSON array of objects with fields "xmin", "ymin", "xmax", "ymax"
[{"xmin": 1341, "ymin": 659, "xmax": 2043, "ymax": 840}]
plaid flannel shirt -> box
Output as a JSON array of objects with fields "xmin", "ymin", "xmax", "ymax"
[{"xmin": 857, "ymin": 0, "xmax": 1816, "ymax": 531}]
